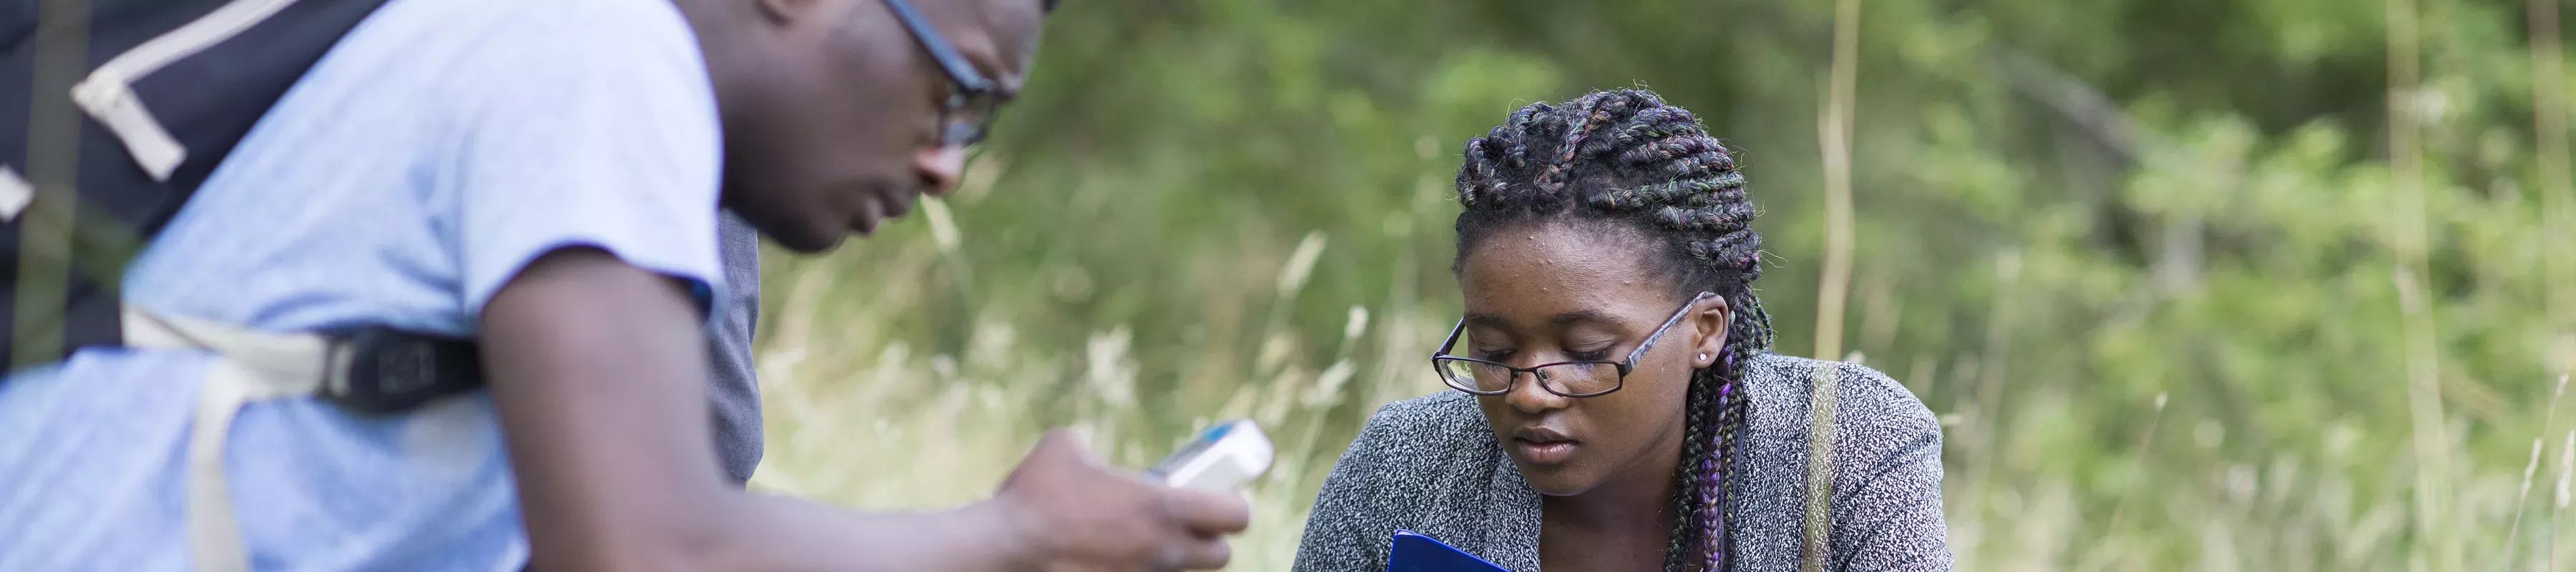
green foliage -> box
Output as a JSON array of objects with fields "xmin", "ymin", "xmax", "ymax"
[{"xmin": 753, "ymin": 1, "xmax": 2576, "ymax": 569}]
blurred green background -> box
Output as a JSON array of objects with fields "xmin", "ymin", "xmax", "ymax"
[{"xmin": 748, "ymin": 0, "xmax": 2576, "ymax": 570}]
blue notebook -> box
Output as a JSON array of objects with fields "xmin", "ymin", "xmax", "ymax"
[{"xmin": 1388, "ymin": 530, "xmax": 1510, "ymax": 572}]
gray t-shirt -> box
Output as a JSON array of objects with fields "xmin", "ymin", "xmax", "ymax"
[{"xmin": 709, "ymin": 213, "xmax": 763, "ymax": 486}]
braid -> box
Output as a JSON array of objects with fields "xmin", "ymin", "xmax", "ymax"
[
  {"xmin": 1703, "ymin": 295, "xmax": 1773, "ymax": 569},
  {"xmin": 1538, "ymin": 96, "xmax": 1620, "ymax": 197},
  {"xmin": 1453, "ymin": 88, "xmax": 1777, "ymax": 572},
  {"xmin": 1662, "ymin": 365, "xmax": 1714, "ymax": 572},
  {"xmin": 1673, "ymin": 365, "xmax": 1730, "ymax": 571}
]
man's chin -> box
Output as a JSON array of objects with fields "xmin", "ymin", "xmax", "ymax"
[
  {"xmin": 728, "ymin": 202, "xmax": 849, "ymax": 253},
  {"xmin": 750, "ymin": 220, "xmax": 847, "ymax": 254},
  {"xmin": 784, "ymin": 236, "xmax": 846, "ymax": 254}
]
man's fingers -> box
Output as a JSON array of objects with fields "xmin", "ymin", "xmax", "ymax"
[
  {"xmin": 1029, "ymin": 428, "xmax": 1103, "ymax": 465},
  {"xmin": 1162, "ymin": 487, "xmax": 1253, "ymax": 536},
  {"xmin": 1165, "ymin": 536, "xmax": 1234, "ymax": 571}
]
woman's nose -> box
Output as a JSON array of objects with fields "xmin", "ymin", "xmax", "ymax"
[{"xmin": 1502, "ymin": 369, "xmax": 1571, "ymax": 414}]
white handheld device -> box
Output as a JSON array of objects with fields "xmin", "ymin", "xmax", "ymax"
[{"xmin": 1146, "ymin": 420, "xmax": 1274, "ymax": 491}]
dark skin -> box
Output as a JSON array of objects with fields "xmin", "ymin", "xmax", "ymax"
[
  {"xmin": 1455, "ymin": 221, "xmax": 1731, "ymax": 572},
  {"xmin": 482, "ymin": 0, "xmax": 1249, "ymax": 570},
  {"xmin": 688, "ymin": 0, "xmax": 1038, "ymax": 251}
]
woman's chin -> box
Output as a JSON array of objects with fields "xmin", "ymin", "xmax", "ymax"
[{"xmin": 1512, "ymin": 460, "xmax": 1605, "ymax": 496}]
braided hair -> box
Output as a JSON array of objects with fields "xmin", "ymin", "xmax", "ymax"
[{"xmin": 1452, "ymin": 89, "xmax": 1776, "ymax": 572}]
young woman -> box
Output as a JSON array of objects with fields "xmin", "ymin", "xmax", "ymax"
[{"xmin": 1294, "ymin": 89, "xmax": 1949, "ymax": 572}]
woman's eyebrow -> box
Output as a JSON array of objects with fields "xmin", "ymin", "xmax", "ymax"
[
  {"xmin": 1548, "ymin": 310, "xmax": 1622, "ymax": 327},
  {"xmin": 1464, "ymin": 310, "xmax": 1623, "ymax": 328}
]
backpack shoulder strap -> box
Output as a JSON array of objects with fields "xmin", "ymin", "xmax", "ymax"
[{"xmin": 1, "ymin": 0, "xmax": 392, "ymax": 372}]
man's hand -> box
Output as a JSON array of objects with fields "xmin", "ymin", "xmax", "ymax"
[{"xmin": 992, "ymin": 430, "xmax": 1253, "ymax": 571}]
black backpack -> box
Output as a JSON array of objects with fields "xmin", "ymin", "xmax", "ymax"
[{"xmin": 2, "ymin": 0, "xmax": 479, "ymax": 411}]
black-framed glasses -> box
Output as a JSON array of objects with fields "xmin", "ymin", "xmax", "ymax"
[
  {"xmin": 1431, "ymin": 292, "xmax": 1714, "ymax": 398},
  {"xmin": 879, "ymin": 0, "xmax": 1013, "ymax": 147}
]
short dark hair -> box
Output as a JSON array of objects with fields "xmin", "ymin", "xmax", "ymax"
[{"xmin": 1451, "ymin": 87, "xmax": 1774, "ymax": 572}]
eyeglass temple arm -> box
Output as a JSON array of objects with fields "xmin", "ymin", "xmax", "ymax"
[
  {"xmin": 878, "ymin": 0, "xmax": 997, "ymax": 92},
  {"xmin": 1624, "ymin": 291, "xmax": 1719, "ymax": 370},
  {"xmin": 1435, "ymin": 319, "xmax": 1466, "ymax": 358}
]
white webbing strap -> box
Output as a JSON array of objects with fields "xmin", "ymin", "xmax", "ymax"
[
  {"xmin": 0, "ymin": 165, "xmax": 31, "ymax": 222},
  {"xmin": 122, "ymin": 307, "xmax": 346, "ymax": 572},
  {"xmin": 69, "ymin": 0, "xmax": 306, "ymax": 182}
]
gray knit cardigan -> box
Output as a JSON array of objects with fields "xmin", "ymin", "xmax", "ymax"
[{"xmin": 1290, "ymin": 352, "xmax": 1951, "ymax": 571}]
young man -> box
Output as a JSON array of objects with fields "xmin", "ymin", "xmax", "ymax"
[{"xmin": 0, "ymin": 0, "xmax": 1249, "ymax": 570}]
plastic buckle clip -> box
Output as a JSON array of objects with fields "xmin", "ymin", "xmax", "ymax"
[{"xmin": 324, "ymin": 326, "xmax": 483, "ymax": 414}]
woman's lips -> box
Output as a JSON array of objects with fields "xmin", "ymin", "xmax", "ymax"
[
  {"xmin": 1513, "ymin": 426, "xmax": 1579, "ymax": 465},
  {"xmin": 1516, "ymin": 439, "xmax": 1579, "ymax": 465}
]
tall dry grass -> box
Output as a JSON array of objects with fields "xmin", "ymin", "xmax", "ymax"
[
  {"xmin": 733, "ymin": 5, "xmax": 2576, "ymax": 564},
  {"xmin": 746, "ymin": 226, "xmax": 2576, "ymax": 572},
  {"xmin": 747, "ymin": 194, "xmax": 1443, "ymax": 568},
  {"xmin": 741, "ymin": 167, "xmax": 2576, "ymax": 571}
]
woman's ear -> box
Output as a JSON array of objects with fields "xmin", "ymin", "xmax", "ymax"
[{"xmin": 1689, "ymin": 295, "xmax": 1730, "ymax": 369}]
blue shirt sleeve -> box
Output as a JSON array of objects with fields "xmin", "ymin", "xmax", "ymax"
[{"xmin": 442, "ymin": 2, "xmax": 726, "ymax": 321}]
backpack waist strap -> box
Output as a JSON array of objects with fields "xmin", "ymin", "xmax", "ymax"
[{"xmin": 123, "ymin": 306, "xmax": 343, "ymax": 572}]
